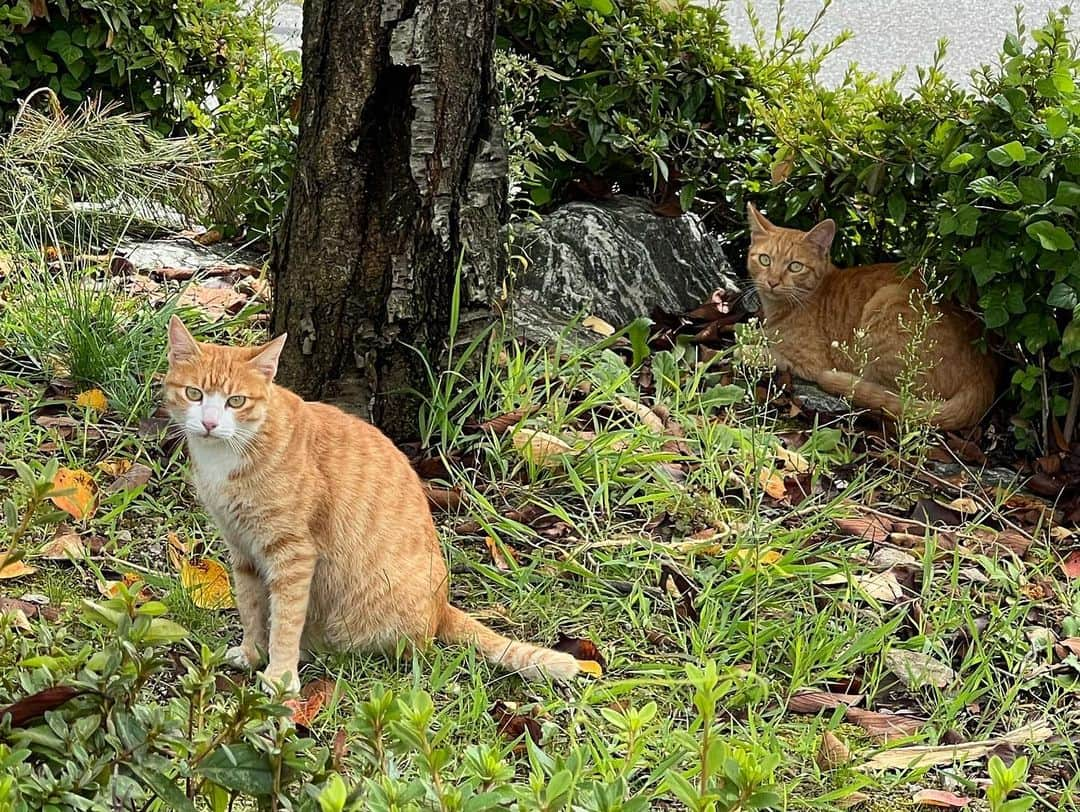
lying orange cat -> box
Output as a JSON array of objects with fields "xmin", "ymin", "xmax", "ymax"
[
  {"xmin": 164, "ymin": 317, "xmax": 579, "ymax": 690},
  {"xmin": 746, "ymin": 204, "xmax": 996, "ymax": 429}
]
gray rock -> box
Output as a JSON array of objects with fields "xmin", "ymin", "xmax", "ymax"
[
  {"xmin": 118, "ymin": 238, "xmax": 264, "ymax": 274},
  {"xmin": 509, "ymin": 196, "xmax": 736, "ymax": 339},
  {"xmin": 792, "ymin": 383, "xmax": 851, "ymax": 415}
]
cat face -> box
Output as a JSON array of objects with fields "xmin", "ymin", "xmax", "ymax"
[
  {"xmin": 746, "ymin": 204, "xmax": 836, "ymax": 303},
  {"xmin": 163, "ymin": 316, "xmax": 286, "ymax": 448}
]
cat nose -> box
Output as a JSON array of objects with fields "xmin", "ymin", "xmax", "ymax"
[
  {"xmin": 767, "ymin": 279, "xmax": 781, "ymax": 289},
  {"xmin": 201, "ymin": 417, "xmax": 219, "ymax": 433}
]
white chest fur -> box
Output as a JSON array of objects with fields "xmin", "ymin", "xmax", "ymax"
[{"xmin": 186, "ymin": 439, "xmax": 257, "ymax": 554}]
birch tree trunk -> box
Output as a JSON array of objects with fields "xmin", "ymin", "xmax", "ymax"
[{"xmin": 270, "ymin": 0, "xmax": 506, "ymax": 441}]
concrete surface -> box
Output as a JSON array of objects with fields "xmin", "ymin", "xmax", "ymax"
[{"xmin": 268, "ymin": 1, "xmax": 1071, "ymax": 85}]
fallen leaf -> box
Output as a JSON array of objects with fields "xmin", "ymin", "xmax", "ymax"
[
  {"xmin": 884, "ymin": 649, "xmax": 956, "ymax": 690},
  {"xmin": 867, "ymin": 547, "xmax": 919, "ymax": 569},
  {"xmin": 105, "ymin": 462, "xmax": 152, "ymax": 493},
  {"xmin": 96, "ymin": 459, "xmax": 133, "ymax": 478},
  {"xmin": 788, "ymin": 690, "xmax": 865, "ymax": 713},
  {"xmin": 98, "ymin": 573, "xmax": 152, "ymax": 602},
  {"xmin": 423, "ymin": 483, "xmax": 462, "ymax": 512},
  {"xmin": 582, "ymin": 315, "xmax": 616, "ymax": 337},
  {"xmin": 819, "ymin": 571, "xmax": 904, "ymax": 604},
  {"xmin": 284, "ymin": 678, "xmax": 334, "ymax": 728},
  {"xmin": 484, "ymin": 536, "xmax": 518, "ymax": 571},
  {"xmin": 1055, "ymin": 637, "xmax": 1080, "ymax": 658},
  {"xmin": 552, "ymin": 634, "xmax": 606, "ymax": 669},
  {"xmin": 49, "ymin": 467, "xmax": 96, "ymax": 521},
  {"xmin": 180, "ymin": 558, "xmax": 235, "ymax": 610},
  {"xmin": 836, "ymin": 791, "xmax": 871, "ymax": 809},
  {"xmin": 167, "ymin": 532, "xmax": 187, "ymax": 571},
  {"xmin": 758, "ymin": 468, "xmax": 787, "ymax": 500},
  {"xmin": 615, "ymin": 396, "xmax": 665, "ymax": 433},
  {"xmin": 946, "ymin": 497, "xmax": 979, "ymax": 515},
  {"xmin": 816, "ymin": 730, "xmax": 850, "ymax": 770},
  {"xmin": 660, "ymin": 563, "xmax": 700, "ymax": 622},
  {"xmin": 478, "ymin": 407, "xmax": 537, "ymax": 435},
  {"xmin": 0, "ymin": 557, "xmax": 36, "ymax": 580},
  {"xmin": 775, "ymin": 444, "xmax": 810, "ymax": 474},
  {"xmin": 489, "ymin": 701, "xmax": 542, "ymax": 750},
  {"xmin": 968, "ymin": 528, "xmax": 1032, "ymax": 558},
  {"xmin": 177, "ymin": 284, "xmax": 247, "ymax": 321},
  {"xmin": 731, "ymin": 548, "xmax": 783, "ymax": 570},
  {"xmin": 74, "ymin": 389, "xmax": 107, "ymax": 413},
  {"xmin": 859, "ymin": 722, "xmax": 1052, "ymax": 771},
  {"xmin": 0, "ymin": 686, "xmax": 81, "ymax": 728},
  {"xmin": 332, "ymin": 727, "xmax": 348, "ymax": 772},
  {"xmin": 912, "ymin": 789, "xmax": 970, "ymax": 808},
  {"xmin": 1060, "ymin": 551, "xmax": 1080, "ymax": 579},
  {"xmin": 194, "ymin": 228, "xmax": 223, "ymax": 246},
  {"xmin": 512, "ymin": 429, "xmax": 577, "ymax": 467},
  {"xmin": 834, "ymin": 515, "xmax": 892, "ymax": 543},
  {"xmin": 38, "ymin": 532, "xmax": 86, "ymax": 560},
  {"xmin": 576, "ymin": 660, "xmax": 603, "ymax": 677},
  {"xmin": 911, "ymin": 498, "xmax": 961, "ymax": 527},
  {"xmin": 844, "ymin": 707, "xmax": 926, "ymax": 742}
]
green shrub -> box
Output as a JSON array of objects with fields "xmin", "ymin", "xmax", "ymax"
[
  {"xmin": 188, "ymin": 46, "xmax": 301, "ymax": 237},
  {"xmin": 747, "ymin": 12, "xmax": 1080, "ymax": 445},
  {"xmin": 497, "ymin": 0, "xmax": 755, "ymax": 219},
  {"xmin": 0, "ymin": 0, "xmax": 276, "ymax": 135}
]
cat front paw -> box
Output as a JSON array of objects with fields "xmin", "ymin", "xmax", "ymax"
[
  {"xmin": 224, "ymin": 642, "xmax": 260, "ymax": 671},
  {"xmin": 258, "ymin": 664, "xmax": 301, "ymax": 695}
]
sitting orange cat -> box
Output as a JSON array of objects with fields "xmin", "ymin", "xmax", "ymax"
[
  {"xmin": 746, "ymin": 204, "xmax": 996, "ymax": 429},
  {"xmin": 164, "ymin": 316, "xmax": 579, "ymax": 690}
]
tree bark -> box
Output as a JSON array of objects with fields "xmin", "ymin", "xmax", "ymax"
[{"xmin": 271, "ymin": 0, "xmax": 506, "ymax": 441}]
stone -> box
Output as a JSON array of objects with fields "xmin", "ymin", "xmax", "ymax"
[
  {"xmin": 509, "ymin": 196, "xmax": 737, "ymax": 339},
  {"xmin": 792, "ymin": 383, "xmax": 851, "ymax": 415}
]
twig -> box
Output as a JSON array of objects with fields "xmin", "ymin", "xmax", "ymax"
[{"xmin": 1064, "ymin": 370, "xmax": 1080, "ymax": 446}]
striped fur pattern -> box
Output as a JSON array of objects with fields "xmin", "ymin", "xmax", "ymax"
[
  {"xmin": 746, "ymin": 204, "xmax": 997, "ymax": 430},
  {"xmin": 164, "ymin": 317, "xmax": 579, "ymax": 690}
]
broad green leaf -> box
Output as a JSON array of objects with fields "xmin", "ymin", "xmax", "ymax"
[
  {"xmin": 196, "ymin": 743, "xmax": 275, "ymax": 796},
  {"xmin": 1026, "ymin": 220, "xmax": 1075, "ymax": 251},
  {"xmin": 887, "ymin": 192, "xmax": 907, "ymax": 223},
  {"xmin": 987, "ymin": 141, "xmax": 1026, "ymax": 166},
  {"xmin": 1046, "ymin": 111, "xmax": 1069, "ymax": 139},
  {"xmin": 1047, "ymin": 283, "xmax": 1078, "ymax": 310},
  {"xmin": 132, "ymin": 766, "xmax": 196, "ymax": 812},
  {"xmin": 943, "ymin": 151, "xmax": 973, "ymax": 172},
  {"xmin": 1054, "ymin": 181, "xmax": 1080, "ymax": 208}
]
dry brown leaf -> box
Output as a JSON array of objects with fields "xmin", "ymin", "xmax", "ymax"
[
  {"xmin": 512, "ymin": 429, "xmax": 576, "ymax": 467},
  {"xmin": 1056, "ymin": 637, "xmax": 1080, "ymax": 657},
  {"xmin": 815, "ymin": 731, "xmax": 850, "ymax": 771},
  {"xmin": 758, "ymin": 468, "xmax": 787, "ymax": 500},
  {"xmin": 835, "ymin": 791, "xmax": 871, "ymax": 809},
  {"xmin": 180, "ymin": 558, "xmax": 235, "ymax": 610},
  {"xmin": 884, "ymin": 649, "xmax": 956, "ymax": 690},
  {"xmin": 615, "ymin": 396, "xmax": 665, "ymax": 433},
  {"xmin": 177, "ymin": 284, "xmax": 247, "ymax": 321},
  {"xmin": 96, "ymin": 459, "xmax": 133, "ymax": 478},
  {"xmin": 819, "ymin": 571, "xmax": 903, "ymax": 604},
  {"xmin": 787, "ymin": 689, "xmax": 864, "ymax": 713},
  {"xmin": 489, "ymin": 701, "xmax": 542, "ymax": 751},
  {"xmin": 834, "ymin": 514, "xmax": 892, "ymax": 543},
  {"xmin": 49, "ymin": 467, "xmax": 96, "ymax": 521},
  {"xmin": 912, "ymin": 789, "xmax": 971, "ymax": 808},
  {"xmin": 478, "ymin": 407, "xmax": 537, "ymax": 435},
  {"xmin": 844, "ymin": 707, "xmax": 926, "ymax": 742},
  {"xmin": 775, "ymin": 444, "xmax": 810, "ymax": 474},
  {"xmin": 167, "ymin": 532, "xmax": 187, "ymax": 572},
  {"xmin": 484, "ymin": 536, "xmax": 517, "ymax": 571},
  {"xmin": 284, "ymin": 677, "xmax": 334, "ymax": 727},
  {"xmin": 1060, "ymin": 551, "xmax": 1080, "ymax": 579},
  {"xmin": 39, "ymin": 532, "xmax": 86, "ymax": 560},
  {"xmin": 423, "ymin": 483, "xmax": 462, "ymax": 512},
  {"xmin": 106, "ymin": 462, "xmax": 152, "ymax": 493},
  {"xmin": 859, "ymin": 722, "xmax": 1052, "ymax": 771},
  {"xmin": 99, "ymin": 573, "xmax": 152, "ymax": 601},
  {"xmin": 582, "ymin": 315, "xmax": 616, "ymax": 337},
  {"xmin": 552, "ymin": 634, "xmax": 606, "ymax": 669},
  {"xmin": 74, "ymin": 389, "xmax": 107, "ymax": 413},
  {"xmin": 947, "ymin": 497, "xmax": 979, "ymax": 515},
  {"xmin": 771, "ymin": 158, "xmax": 794, "ymax": 184}
]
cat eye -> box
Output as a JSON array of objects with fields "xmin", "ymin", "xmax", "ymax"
[
  {"xmin": 226, "ymin": 395, "xmax": 247, "ymax": 409},
  {"xmin": 788, "ymin": 261, "xmax": 806, "ymax": 273},
  {"xmin": 758, "ymin": 254, "xmax": 772, "ymax": 267},
  {"xmin": 185, "ymin": 387, "xmax": 203, "ymax": 401}
]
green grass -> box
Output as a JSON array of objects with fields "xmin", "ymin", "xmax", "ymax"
[{"xmin": 0, "ymin": 283, "xmax": 1077, "ymax": 809}]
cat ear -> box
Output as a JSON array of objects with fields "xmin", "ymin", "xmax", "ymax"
[
  {"xmin": 803, "ymin": 219, "xmax": 836, "ymax": 253},
  {"xmin": 167, "ymin": 315, "xmax": 200, "ymax": 365},
  {"xmin": 747, "ymin": 203, "xmax": 774, "ymax": 235},
  {"xmin": 250, "ymin": 333, "xmax": 287, "ymax": 381}
]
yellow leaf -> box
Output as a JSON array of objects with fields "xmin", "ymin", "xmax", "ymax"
[
  {"xmin": 512, "ymin": 429, "xmax": 577, "ymax": 468},
  {"xmin": 582, "ymin": 315, "xmax": 615, "ymax": 337},
  {"xmin": 96, "ymin": 459, "xmax": 133, "ymax": 477},
  {"xmin": 615, "ymin": 395, "xmax": 665, "ymax": 432},
  {"xmin": 75, "ymin": 388, "xmax": 108, "ymax": 413},
  {"xmin": 947, "ymin": 497, "xmax": 979, "ymax": 514},
  {"xmin": 0, "ymin": 558, "xmax": 36, "ymax": 580},
  {"xmin": 50, "ymin": 468, "xmax": 97, "ymax": 521},
  {"xmin": 731, "ymin": 548, "xmax": 783, "ymax": 569},
  {"xmin": 758, "ymin": 468, "xmax": 787, "ymax": 500},
  {"xmin": 775, "ymin": 444, "xmax": 810, "ymax": 474},
  {"xmin": 576, "ymin": 659, "xmax": 603, "ymax": 677},
  {"xmin": 167, "ymin": 532, "xmax": 188, "ymax": 572},
  {"xmin": 180, "ymin": 558, "xmax": 235, "ymax": 610},
  {"xmin": 484, "ymin": 536, "xmax": 517, "ymax": 571}
]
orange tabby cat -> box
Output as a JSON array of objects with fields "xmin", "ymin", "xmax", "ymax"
[
  {"xmin": 746, "ymin": 204, "xmax": 996, "ymax": 429},
  {"xmin": 163, "ymin": 316, "xmax": 579, "ymax": 690}
]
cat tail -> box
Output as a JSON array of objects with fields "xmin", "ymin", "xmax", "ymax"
[
  {"xmin": 436, "ymin": 605, "xmax": 580, "ymax": 682},
  {"xmin": 816, "ymin": 370, "xmax": 987, "ymax": 430}
]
